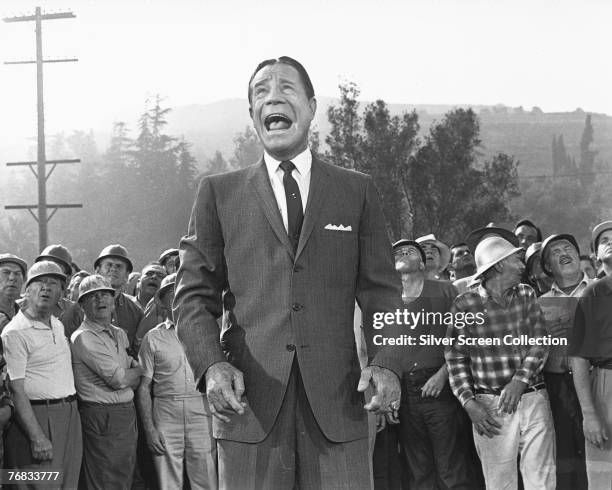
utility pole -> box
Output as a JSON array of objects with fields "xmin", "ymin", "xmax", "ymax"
[{"xmin": 3, "ymin": 7, "xmax": 82, "ymax": 251}]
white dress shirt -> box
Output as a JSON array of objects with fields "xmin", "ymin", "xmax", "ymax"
[{"xmin": 264, "ymin": 148, "xmax": 312, "ymax": 233}]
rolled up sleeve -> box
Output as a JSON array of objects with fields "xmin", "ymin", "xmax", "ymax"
[{"xmin": 72, "ymin": 332, "xmax": 125, "ymax": 389}]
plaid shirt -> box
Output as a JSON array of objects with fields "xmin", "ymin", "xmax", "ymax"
[{"xmin": 445, "ymin": 283, "xmax": 548, "ymax": 406}]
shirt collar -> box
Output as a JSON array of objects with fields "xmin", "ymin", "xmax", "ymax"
[
  {"xmin": 477, "ymin": 282, "xmax": 520, "ymax": 302},
  {"xmin": 83, "ymin": 318, "xmax": 114, "ymax": 333},
  {"xmin": 549, "ymin": 272, "xmax": 590, "ymax": 296},
  {"xmin": 264, "ymin": 147, "xmax": 312, "ymax": 178},
  {"xmin": 162, "ymin": 319, "xmax": 175, "ymax": 330}
]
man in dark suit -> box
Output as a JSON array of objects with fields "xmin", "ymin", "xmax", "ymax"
[{"xmin": 174, "ymin": 56, "xmax": 403, "ymax": 489}]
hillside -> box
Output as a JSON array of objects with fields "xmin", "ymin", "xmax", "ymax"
[{"xmin": 165, "ymin": 99, "xmax": 612, "ymax": 176}]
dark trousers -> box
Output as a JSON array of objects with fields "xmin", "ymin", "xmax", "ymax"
[
  {"xmin": 399, "ymin": 369, "xmax": 482, "ymax": 490},
  {"xmin": 4, "ymin": 400, "xmax": 82, "ymax": 490},
  {"xmin": 544, "ymin": 371, "xmax": 587, "ymax": 490},
  {"xmin": 79, "ymin": 401, "xmax": 138, "ymax": 490},
  {"xmin": 373, "ymin": 423, "xmax": 403, "ymax": 490},
  {"xmin": 217, "ymin": 359, "xmax": 371, "ymax": 490}
]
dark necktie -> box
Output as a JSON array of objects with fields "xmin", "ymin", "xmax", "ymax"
[{"xmin": 279, "ymin": 160, "xmax": 304, "ymax": 253}]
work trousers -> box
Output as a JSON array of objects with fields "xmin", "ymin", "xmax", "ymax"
[
  {"xmin": 217, "ymin": 359, "xmax": 371, "ymax": 490},
  {"xmin": 399, "ymin": 369, "xmax": 479, "ymax": 490},
  {"xmin": 79, "ymin": 400, "xmax": 138, "ymax": 490},
  {"xmin": 543, "ymin": 371, "xmax": 587, "ymax": 490},
  {"xmin": 585, "ymin": 367, "xmax": 612, "ymax": 489},
  {"xmin": 472, "ymin": 390, "xmax": 556, "ymax": 490},
  {"xmin": 152, "ymin": 395, "xmax": 217, "ymax": 489},
  {"xmin": 4, "ymin": 399, "xmax": 82, "ymax": 490}
]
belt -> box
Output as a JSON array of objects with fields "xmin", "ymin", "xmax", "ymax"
[
  {"xmin": 30, "ymin": 394, "xmax": 76, "ymax": 406},
  {"xmin": 593, "ymin": 360, "xmax": 612, "ymax": 370},
  {"xmin": 474, "ymin": 382, "xmax": 546, "ymax": 396}
]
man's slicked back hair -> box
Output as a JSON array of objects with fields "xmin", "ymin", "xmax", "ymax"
[{"xmin": 248, "ymin": 56, "xmax": 315, "ymax": 105}]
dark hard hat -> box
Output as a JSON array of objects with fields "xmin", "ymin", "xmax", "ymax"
[
  {"xmin": 94, "ymin": 244, "xmax": 133, "ymax": 273},
  {"xmin": 36, "ymin": 244, "xmax": 73, "ymax": 275},
  {"xmin": 158, "ymin": 248, "xmax": 179, "ymax": 265},
  {"xmin": 0, "ymin": 253, "xmax": 27, "ymax": 277},
  {"xmin": 540, "ymin": 234, "xmax": 580, "ymax": 276}
]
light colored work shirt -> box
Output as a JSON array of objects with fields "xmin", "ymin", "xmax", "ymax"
[
  {"xmin": 264, "ymin": 147, "xmax": 311, "ymax": 233},
  {"xmin": 71, "ymin": 318, "xmax": 134, "ymax": 403},
  {"xmin": 539, "ymin": 273, "xmax": 594, "ymax": 373},
  {"xmin": 1, "ymin": 310, "xmax": 76, "ymax": 399},
  {"xmin": 139, "ymin": 320, "xmax": 200, "ymax": 398}
]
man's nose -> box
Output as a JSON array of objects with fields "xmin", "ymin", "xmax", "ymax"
[{"xmin": 265, "ymin": 83, "xmax": 285, "ymax": 104}]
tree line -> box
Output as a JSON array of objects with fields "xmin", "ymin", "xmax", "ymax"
[{"xmin": 2, "ymin": 83, "xmax": 605, "ymax": 267}]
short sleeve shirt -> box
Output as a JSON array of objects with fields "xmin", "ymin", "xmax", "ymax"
[
  {"xmin": 71, "ymin": 318, "xmax": 134, "ymax": 403},
  {"xmin": 1, "ymin": 311, "xmax": 76, "ymax": 399},
  {"xmin": 139, "ymin": 320, "xmax": 200, "ymax": 398}
]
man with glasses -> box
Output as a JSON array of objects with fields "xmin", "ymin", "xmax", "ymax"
[
  {"xmin": 135, "ymin": 262, "xmax": 167, "ymax": 309},
  {"xmin": 2, "ymin": 261, "xmax": 82, "ymax": 488}
]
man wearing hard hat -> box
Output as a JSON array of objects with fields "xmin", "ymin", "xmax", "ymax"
[
  {"xmin": 0, "ymin": 253, "xmax": 27, "ymax": 330},
  {"xmin": 538, "ymin": 234, "xmax": 592, "ymax": 489},
  {"xmin": 569, "ymin": 220, "xmax": 612, "ymax": 489},
  {"xmin": 1, "ymin": 261, "xmax": 82, "ymax": 488},
  {"xmin": 445, "ymin": 236, "xmax": 556, "ymax": 489},
  {"xmin": 415, "ymin": 234, "xmax": 451, "ymax": 281},
  {"xmin": 71, "ymin": 274, "xmax": 143, "ymax": 489}
]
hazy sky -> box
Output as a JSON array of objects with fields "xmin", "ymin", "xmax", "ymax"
[{"xmin": 0, "ymin": 0, "xmax": 610, "ymax": 142}]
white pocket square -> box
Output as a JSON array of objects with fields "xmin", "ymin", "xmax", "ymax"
[{"xmin": 325, "ymin": 223, "xmax": 352, "ymax": 231}]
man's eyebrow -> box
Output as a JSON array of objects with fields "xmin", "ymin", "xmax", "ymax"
[{"xmin": 252, "ymin": 76, "xmax": 271, "ymax": 90}]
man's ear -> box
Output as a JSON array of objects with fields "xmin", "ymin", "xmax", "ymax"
[
  {"xmin": 308, "ymin": 97, "xmax": 317, "ymax": 119},
  {"xmin": 248, "ymin": 106, "xmax": 253, "ymax": 119}
]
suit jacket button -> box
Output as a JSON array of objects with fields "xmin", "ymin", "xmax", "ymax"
[
  {"xmin": 286, "ymin": 344, "xmax": 296, "ymax": 351},
  {"xmin": 293, "ymin": 265, "xmax": 303, "ymax": 272},
  {"xmin": 292, "ymin": 303, "xmax": 303, "ymax": 311}
]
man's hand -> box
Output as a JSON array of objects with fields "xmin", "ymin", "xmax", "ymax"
[
  {"xmin": 498, "ymin": 379, "xmax": 527, "ymax": 414},
  {"xmin": 205, "ymin": 361, "xmax": 246, "ymax": 422},
  {"xmin": 583, "ymin": 411, "xmax": 609, "ymax": 450},
  {"xmin": 30, "ymin": 434, "xmax": 53, "ymax": 461},
  {"xmin": 145, "ymin": 427, "xmax": 167, "ymax": 455},
  {"xmin": 0, "ymin": 405, "xmax": 11, "ymax": 430},
  {"xmin": 464, "ymin": 399, "xmax": 502, "ymax": 438},
  {"xmin": 357, "ymin": 365, "xmax": 400, "ymax": 415},
  {"xmin": 421, "ymin": 370, "xmax": 447, "ymax": 398},
  {"xmin": 547, "ymin": 314, "xmax": 570, "ymax": 338}
]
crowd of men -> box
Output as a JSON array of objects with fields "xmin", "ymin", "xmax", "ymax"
[
  {"xmin": 0, "ymin": 219, "xmax": 610, "ymax": 489},
  {"xmin": 0, "ymin": 55, "xmax": 611, "ymax": 490},
  {"xmin": 374, "ymin": 219, "xmax": 611, "ymax": 490},
  {"xmin": 0, "ymin": 245, "xmax": 216, "ymax": 489}
]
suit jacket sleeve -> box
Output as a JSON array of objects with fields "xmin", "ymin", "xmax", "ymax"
[
  {"xmin": 356, "ymin": 176, "xmax": 404, "ymax": 377},
  {"xmin": 174, "ymin": 177, "xmax": 228, "ymax": 383}
]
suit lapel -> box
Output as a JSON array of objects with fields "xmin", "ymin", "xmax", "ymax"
[
  {"xmin": 249, "ymin": 158, "xmax": 295, "ymax": 261},
  {"xmin": 296, "ymin": 157, "xmax": 330, "ymax": 260}
]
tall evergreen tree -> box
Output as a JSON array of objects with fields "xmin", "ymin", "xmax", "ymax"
[
  {"xmin": 325, "ymin": 81, "xmax": 362, "ymax": 169},
  {"xmin": 579, "ymin": 114, "xmax": 596, "ymax": 186},
  {"xmin": 230, "ymin": 126, "xmax": 262, "ymax": 169}
]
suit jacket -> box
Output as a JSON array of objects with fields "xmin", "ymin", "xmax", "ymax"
[{"xmin": 174, "ymin": 154, "xmax": 403, "ymax": 443}]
